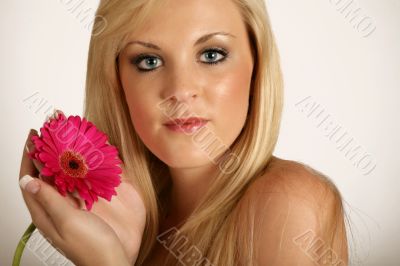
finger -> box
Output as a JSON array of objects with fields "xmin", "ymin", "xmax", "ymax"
[
  {"xmin": 19, "ymin": 175, "xmax": 63, "ymax": 245},
  {"xmin": 20, "ymin": 129, "xmax": 39, "ymax": 179},
  {"xmin": 63, "ymin": 190, "xmax": 84, "ymax": 210},
  {"xmin": 25, "ymin": 131, "xmax": 43, "ymax": 172},
  {"xmin": 45, "ymin": 108, "xmax": 64, "ymax": 122},
  {"xmin": 23, "ymin": 177, "xmax": 76, "ymax": 234},
  {"xmin": 23, "ymin": 128, "xmax": 83, "ymax": 211},
  {"xmin": 32, "ymin": 158, "xmax": 43, "ymax": 172},
  {"xmin": 24, "ymin": 130, "xmax": 54, "ymax": 184},
  {"xmin": 28, "ymin": 174, "xmax": 83, "ymax": 210},
  {"xmin": 38, "ymin": 173, "xmax": 53, "ymax": 184},
  {"xmin": 21, "ymin": 176, "xmax": 77, "ymax": 240},
  {"xmin": 71, "ymin": 190, "xmax": 86, "ymax": 210},
  {"xmin": 53, "ymin": 109, "xmax": 64, "ymax": 118}
]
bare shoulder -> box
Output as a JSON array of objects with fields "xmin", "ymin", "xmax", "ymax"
[
  {"xmin": 243, "ymin": 156, "xmax": 343, "ymax": 210},
  {"xmin": 239, "ymin": 156, "xmax": 348, "ymax": 265}
]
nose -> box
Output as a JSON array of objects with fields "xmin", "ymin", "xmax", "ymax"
[{"xmin": 160, "ymin": 65, "xmax": 200, "ymax": 104}]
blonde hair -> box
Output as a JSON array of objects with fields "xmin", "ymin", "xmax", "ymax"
[{"xmin": 83, "ymin": 0, "xmax": 346, "ymax": 265}]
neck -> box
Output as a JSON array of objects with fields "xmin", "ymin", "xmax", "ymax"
[{"xmin": 163, "ymin": 163, "xmax": 218, "ymax": 228}]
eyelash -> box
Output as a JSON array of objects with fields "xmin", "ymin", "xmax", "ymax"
[{"xmin": 130, "ymin": 48, "xmax": 229, "ymax": 73}]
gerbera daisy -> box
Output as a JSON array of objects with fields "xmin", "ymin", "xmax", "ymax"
[{"xmin": 28, "ymin": 112, "xmax": 122, "ymax": 211}]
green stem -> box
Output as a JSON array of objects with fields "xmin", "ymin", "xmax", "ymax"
[{"xmin": 13, "ymin": 222, "xmax": 36, "ymax": 266}]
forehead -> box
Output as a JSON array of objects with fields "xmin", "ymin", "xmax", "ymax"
[{"xmin": 127, "ymin": 0, "xmax": 246, "ymax": 43}]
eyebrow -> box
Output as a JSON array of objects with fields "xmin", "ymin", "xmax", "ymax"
[{"xmin": 125, "ymin": 31, "xmax": 236, "ymax": 50}]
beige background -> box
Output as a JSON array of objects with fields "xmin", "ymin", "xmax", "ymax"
[{"xmin": 1, "ymin": 0, "xmax": 399, "ymax": 265}]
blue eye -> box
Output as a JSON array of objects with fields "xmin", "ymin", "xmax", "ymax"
[
  {"xmin": 199, "ymin": 48, "xmax": 228, "ymax": 64},
  {"xmin": 132, "ymin": 55, "xmax": 161, "ymax": 72},
  {"xmin": 131, "ymin": 48, "xmax": 229, "ymax": 72}
]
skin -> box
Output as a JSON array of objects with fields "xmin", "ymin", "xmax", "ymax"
[
  {"xmin": 19, "ymin": 129, "xmax": 133, "ymax": 265},
  {"xmin": 118, "ymin": 0, "xmax": 254, "ymax": 226},
  {"xmin": 20, "ymin": 110, "xmax": 147, "ymax": 264},
  {"xmin": 19, "ymin": 0, "xmax": 348, "ymax": 263}
]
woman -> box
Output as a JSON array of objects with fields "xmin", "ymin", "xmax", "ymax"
[{"xmin": 19, "ymin": 0, "xmax": 348, "ymax": 265}]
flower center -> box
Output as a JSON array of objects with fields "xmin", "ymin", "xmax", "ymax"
[
  {"xmin": 69, "ymin": 160, "xmax": 79, "ymax": 169},
  {"xmin": 59, "ymin": 150, "xmax": 88, "ymax": 178}
]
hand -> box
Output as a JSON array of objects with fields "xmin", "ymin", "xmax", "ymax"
[
  {"xmin": 30, "ymin": 110, "xmax": 147, "ymax": 264},
  {"xmin": 19, "ymin": 130, "xmax": 131, "ymax": 266}
]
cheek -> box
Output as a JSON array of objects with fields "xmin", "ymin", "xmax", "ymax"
[
  {"xmin": 126, "ymin": 94, "xmax": 159, "ymax": 141},
  {"xmin": 211, "ymin": 65, "xmax": 251, "ymax": 144},
  {"xmin": 120, "ymin": 77, "xmax": 157, "ymax": 138},
  {"xmin": 119, "ymin": 61, "xmax": 160, "ymax": 128}
]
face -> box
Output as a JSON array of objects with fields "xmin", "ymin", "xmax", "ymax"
[{"xmin": 118, "ymin": 0, "xmax": 254, "ymax": 169}]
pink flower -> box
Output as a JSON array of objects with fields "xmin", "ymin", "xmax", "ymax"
[{"xmin": 28, "ymin": 112, "xmax": 122, "ymax": 211}]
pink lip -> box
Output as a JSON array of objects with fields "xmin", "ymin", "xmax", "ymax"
[{"xmin": 163, "ymin": 117, "xmax": 209, "ymax": 133}]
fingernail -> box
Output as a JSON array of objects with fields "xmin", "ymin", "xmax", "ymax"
[
  {"xmin": 19, "ymin": 175, "xmax": 40, "ymax": 194},
  {"xmin": 45, "ymin": 109, "xmax": 57, "ymax": 123},
  {"xmin": 25, "ymin": 143, "xmax": 30, "ymax": 153},
  {"xmin": 51, "ymin": 109, "xmax": 57, "ymax": 119},
  {"xmin": 53, "ymin": 109, "xmax": 64, "ymax": 120},
  {"xmin": 27, "ymin": 129, "xmax": 36, "ymax": 139}
]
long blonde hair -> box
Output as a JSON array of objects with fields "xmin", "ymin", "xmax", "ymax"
[{"xmin": 83, "ymin": 0, "xmax": 343, "ymax": 265}]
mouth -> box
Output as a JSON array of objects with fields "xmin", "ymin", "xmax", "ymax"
[{"xmin": 163, "ymin": 117, "xmax": 209, "ymax": 134}]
